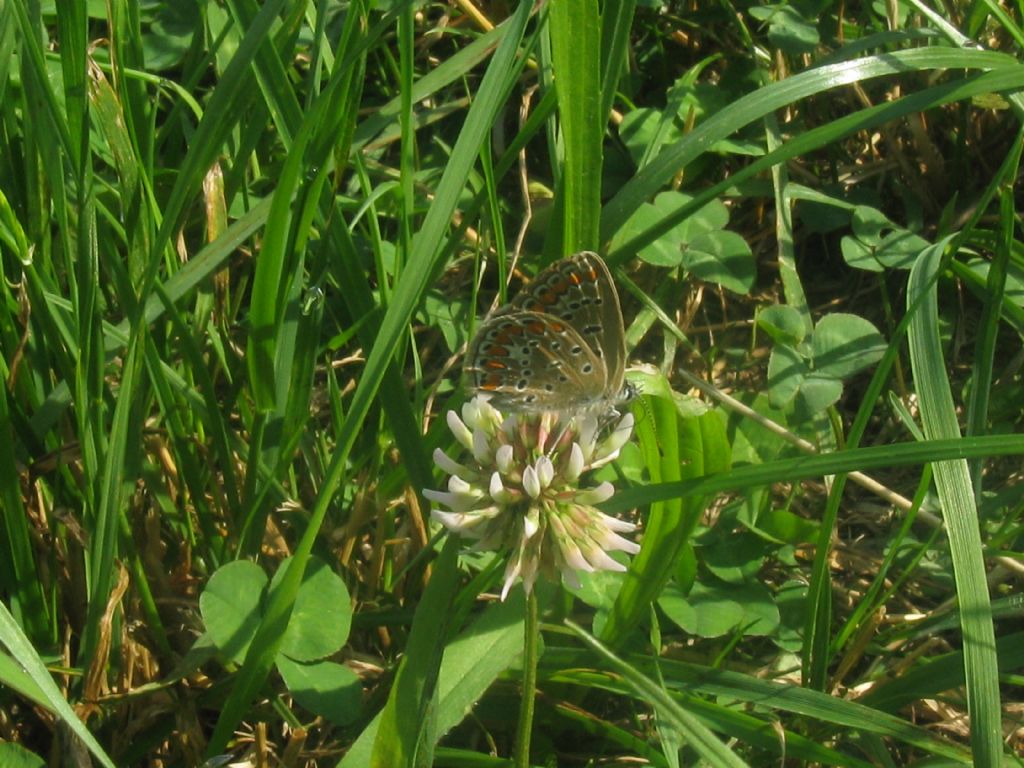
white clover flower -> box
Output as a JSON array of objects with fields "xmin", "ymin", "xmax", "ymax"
[{"xmin": 424, "ymin": 396, "xmax": 641, "ymax": 600}]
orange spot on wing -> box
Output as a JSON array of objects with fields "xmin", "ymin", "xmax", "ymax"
[
  {"xmin": 493, "ymin": 331, "xmax": 517, "ymax": 345},
  {"xmin": 483, "ymin": 343, "xmax": 510, "ymax": 357}
]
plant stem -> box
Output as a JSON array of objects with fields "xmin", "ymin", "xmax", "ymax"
[{"xmin": 514, "ymin": 589, "xmax": 539, "ymax": 767}]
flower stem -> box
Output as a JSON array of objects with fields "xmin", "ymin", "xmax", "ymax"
[{"xmin": 514, "ymin": 589, "xmax": 539, "ymax": 767}]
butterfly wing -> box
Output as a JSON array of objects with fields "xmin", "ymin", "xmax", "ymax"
[
  {"xmin": 465, "ymin": 310, "xmax": 607, "ymax": 411},
  {"xmin": 508, "ymin": 252, "xmax": 626, "ymax": 400}
]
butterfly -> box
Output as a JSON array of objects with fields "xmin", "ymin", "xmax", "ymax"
[{"xmin": 465, "ymin": 251, "xmax": 629, "ymax": 413}]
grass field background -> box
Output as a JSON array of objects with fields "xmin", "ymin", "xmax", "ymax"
[{"xmin": 1, "ymin": 1, "xmax": 1022, "ymax": 765}]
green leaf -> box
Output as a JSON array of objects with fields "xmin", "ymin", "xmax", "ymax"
[
  {"xmin": 421, "ymin": 289, "xmax": 472, "ymax": 354},
  {"xmin": 768, "ymin": 313, "xmax": 885, "ymax": 419},
  {"xmin": 774, "ymin": 581, "xmax": 810, "ymax": 652},
  {"xmin": 0, "ymin": 743, "xmax": 45, "ymax": 768},
  {"xmin": 683, "ymin": 230, "xmax": 755, "ymax": 294},
  {"xmin": 199, "ymin": 555, "xmax": 352, "ymax": 669},
  {"xmin": 568, "ymin": 566, "xmax": 629, "ymax": 614},
  {"xmin": 702, "ymin": 531, "xmax": 768, "ymax": 583},
  {"xmin": 276, "ymin": 556, "xmax": 353, "ymax": 663},
  {"xmin": 277, "ymin": 655, "xmax": 362, "ymax": 725},
  {"xmin": 811, "ymin": 313, "xmax": 887, "ymax": 379},
  {"xmin": 618, "ymin": 107, "xmax": 682, "ymax": 169},
  {"xmin": 793, "ymin": 374, "xmax": 844, "ymax": 419},
  {"xmin": 601, "ymin": 389, "xmax": 731, "ymax": 647},
  {"xmin": 613, "ymin": 190, "xmax": 730, "ymax": 267},
  {"xmin": 755, "ymin": 507, "xmax": 819, "ymax": 546},
  {"xmin": 757, "ymin": 304, "xmax": 808, "ymax": 345},
  {"xmin": 199, "ymin": 560, "xmax": 267, "ymax": 665},
  {"xmin": 749, "ymin": 4, "xmax": 820, "ymax": 55},
  {"xmin": 841, "ymin": 206, "xmax": 930, "ymax": 272},
  {"xmin": 767, "ymin": 344, "xmax": 809, "ymax": 409},
  {"xmin": 343, "ymin": 587, "xmax": 526, "ymax": 767},
  {"xmin": 659, "ymin": 580, "xmax": 780, "ymax": 638},
  {"xmin": 726, "ymin": 394, "xmax": 794, "ymax": 466}
]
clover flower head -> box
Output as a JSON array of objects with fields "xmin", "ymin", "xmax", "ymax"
[{"xmin": 425, "ymin": 396, "xmax": 640, "ymax": 600}]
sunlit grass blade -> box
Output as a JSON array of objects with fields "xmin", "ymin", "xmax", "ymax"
[
  {"xmin": 906, "ymin": 240, "xmax": 1002, "ymax": 765},
  {"xmin": 605, "ymin": 434, "xmax": 1024, "ymax": 514},
  {"xmin": 549, "ymin": 0, "xmax": 602, "ymax": 251}
]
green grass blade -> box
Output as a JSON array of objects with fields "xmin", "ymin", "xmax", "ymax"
[
  {"xmin": 605, "ymin": 434, "xmax": 1024, "ymax": 514},
  {"xmin": 549, "ymin": 0, "xmax": 602, "ymax": 250},
  {"xmin": 966, "ymin": 139, "xmax": 1023, "ymax": 490},
  {"xmin": 768, "ymin": 116, "xmax": 810, "ymax": 331},
  {"xmin": 599, "ymin": 0, "xmax": 637, "ymax": 124},
  {"xmin": 54, "ymin": 0, "xmax": 87, "ymax": 171},
  {"xmin": 906, "ymin": 240, "xmax": 1002, "ymax": 766}
]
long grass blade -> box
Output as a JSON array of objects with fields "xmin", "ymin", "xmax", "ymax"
[
  {"xmin": 906, "ymin": 240, "xmax": 1002, "ymax": 765},
  {"xmin": 549, "ymin": 0, "xmax": 602, "ymax": 251}
]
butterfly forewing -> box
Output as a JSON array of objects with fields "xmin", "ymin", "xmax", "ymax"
[{"xmin": 465, "ymin": 251, "xmax": 627, "ymax": 412}]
